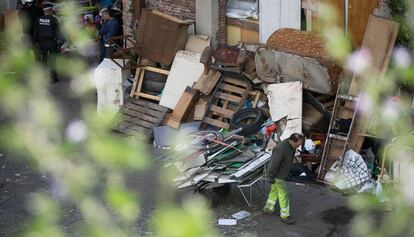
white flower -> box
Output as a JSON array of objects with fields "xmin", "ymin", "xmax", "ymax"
[
  {"xmin": 382, "ymin": 97, "xmax": 401, "ymax": 122},
  {"xmin": 346, "ymin": 48, "xmax": 372, "ymax": 74},
  {"xmin": 393, "ymin": 47, "xmax": 412, "ymax": 69},
  {"xmin": 357, "ymin": 93, "xmax": 373, "ymax": 115},
  {"xmin": 65, "ymin": 120, "xmax": 88, "ymax": 143}
]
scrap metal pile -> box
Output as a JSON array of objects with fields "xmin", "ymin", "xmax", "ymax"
[{"xmin": 107, "ymin": 10, "xmax": 399, "ymax": 199}]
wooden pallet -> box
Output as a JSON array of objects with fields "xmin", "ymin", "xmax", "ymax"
[
  {"xmin": 201, "ymin": 77, "xmax": 250, "ymax": 129},
  {"xmin": 114, "ymin": 97, "xmax": 169, "ymax": 139}
]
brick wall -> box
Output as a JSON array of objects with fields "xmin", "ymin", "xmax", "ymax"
[
  {"xmin": 147, "ymin": 0, "xmax": 195, "ymax": 20},
  {"xmin": 216, "ymin": 0, "xmax": 227, "ymax": 45},
  {"xmin": 122, "ymin": 0, "xmax": 227, "ymax": 46}
]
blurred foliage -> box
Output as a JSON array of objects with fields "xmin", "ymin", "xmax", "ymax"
[
  {"xmin": 0, "ymin": 1, "xmax": 217, "ymax": 236},
  {"xmin": 319, "ymin": 1, "xmax": 414, "ymax": 237},
  {"xmin": 3, "ymin": 0, "xmax": 414, "ymax": 236},
  {"xmin": 389, "ymin": 0, "xmax": 414, "ymax": 49}
]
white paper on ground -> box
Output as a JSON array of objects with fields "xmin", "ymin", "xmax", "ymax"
[
  {"xmin": 218, "ymin": 219, "xmax": 237, "ymax": 226},
  {"xmin": 159, "ymin": 50, "xmax": 204, "ymax": 109},
  {"xmin": 266, "ymin": 81, "xmax": 303, "ymax": 141},
  {"xmin": 232, "ymin": 211, "xmax": 251, "ymax": 220}
]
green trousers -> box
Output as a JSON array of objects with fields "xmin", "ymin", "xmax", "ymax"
[{"xmin": 264, "ymin": 179, "xmax": 290, "ymax": 218}]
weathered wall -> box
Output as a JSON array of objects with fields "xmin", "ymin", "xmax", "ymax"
[
  {"xmin": 217, "ymin": 0, "xmax": 226, "ymax": 44},
  {"xmin": 122, "ymin": 0, "xmax": 226, "ymax": 46},
  {"xmin": 122, "ymin": 0, "xmax": 134, "ymax": 39},
  {"xmin": 147, "ymin": 0, "xmax": 195, "ymax": 20}
]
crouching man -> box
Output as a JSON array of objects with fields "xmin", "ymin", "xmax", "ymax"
[{"xmin": 263, "ymin": 133, "xmax": 304, "ymax": 225}]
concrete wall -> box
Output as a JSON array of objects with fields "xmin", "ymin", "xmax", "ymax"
[{"xmin": 0, "ymin": 0, "xmax": 17, "ymax": 14}]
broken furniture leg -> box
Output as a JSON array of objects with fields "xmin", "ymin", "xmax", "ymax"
[{"xmin": 200, "ymin": 46, "xmax": 213, "ymax": 75}]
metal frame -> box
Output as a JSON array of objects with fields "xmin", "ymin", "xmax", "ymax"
[{"xmin": 237, "ymin": 174, "xmax": 266, "ymax": 207}]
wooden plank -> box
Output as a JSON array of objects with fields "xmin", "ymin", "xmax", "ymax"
[
  {"xmin": 349, "ymin": 15, "xmax": 399, "ymax": 95},
  {"xmin": 137, "ymin": 92, "xmax": 161, "ymax": 101},
  {"xmin": 166, "ymin": 87, "xmax": 199, "ymax": 128},
  {"xmin": 209, "ymin": 105, "xmax": 234, "ymax": 118},
  {"xmin": 118, "ymin": 121, "xmax": 151, "ymax": 134},
  {"xmin": 193, "ymin": 70, "xmax": 221, "ymax": 95},
  {"xmin": 216, "ymin": 92, "xmax": 243, "ymax": 103},
  {"xmin": 118, "ymin": 121, "xmax": 135, "ymax": 129},
  {"xmin": 142, "ymin": 66, "xmax": 170, "ymax": 75},
  {"xmin": 203, "ymin": 117, "xmax": 230, "ymax": 129},
  {"xmin": 223, "ymin": 77, "xmax": 248, "ymax": 88},
  {"xmin": 123, "ymin": 115, "xmax": 155, "ymax": 129},
  {"xmin": 122, "ymin": 108, "xmax": 163, "ymax": 124},
  {"xmin": 122, "ymin": 104, "xmax": 166, "ymax": 118},
  {"xmin": 129, "ymin": 125, "xmax": 151, "ymax": 134},
  {"xmin": 226, "ymin": 17, "xmax": 259, "ymax": 32},
  {"xmin": 126, "ymin": 98, "xmax": 170, "ymax": 112},
  {"xmin": 194, "ymin": 98, "xmax": 208, "ymax": 121},
  {"xmin": 134, "ymin": 66, "xmax": 145, "ymax": 97},
  {"xmin": 220, "ymin": 83, "xmax": 247, "ymax": 95},
  {"xmin": 347, "ymin": 16, "xmax": 399, "ymax": 153},
  {"xmin": 164, "ymin": 116, "xmax": 181, "ymax": 129},
  {"xmin": 130, "ymin": 67, "xmax": 141, "ymax": 97}
]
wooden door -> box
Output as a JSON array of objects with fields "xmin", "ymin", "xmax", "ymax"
[
  {"xmin": 348, "ymin": 0, "xmax": 379, "ymax": 45},
  {"xmin": 311, "ymin": 0, "xmax": 379, "ymax": 46}
]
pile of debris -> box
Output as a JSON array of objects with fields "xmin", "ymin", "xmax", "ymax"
[{"xmin": 101, "ymin": 10, "xmax": 399, "ymax": 203}]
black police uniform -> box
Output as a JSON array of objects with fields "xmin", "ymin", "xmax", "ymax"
[
  {"xmin": 34, "ymin": 14, "xmax": 59, "ymax": 64},
  {"xmin": 18, "ymin": 4, "xmax": 43, "ymax": 43}
]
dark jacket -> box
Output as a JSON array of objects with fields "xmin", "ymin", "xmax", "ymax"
[
  {"xmin": 34, "ymin": 15, "xmax": 59, "ymax": 42},
  {"xmin": 266, "ymin": 139, "xmax": 296, "ymax": 182},
  {"xmin": 18, "ymin": 5, "xmax": 43, "ymax": 41},
  {"xmin": 99, "ymin": 18, "xmax": 121, "ymax": 45}
]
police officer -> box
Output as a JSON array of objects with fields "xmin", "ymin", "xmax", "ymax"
[
  {"xmin": 33, "ymin": 3, "xmax": 59, "ymax": 82},
  {"xmin": 18, "ymin": 0, "xmax": 43, "ymax": 57},
  {"xmin": 18, "ymin": 0, "xmax": 43, "ymax": 42}
]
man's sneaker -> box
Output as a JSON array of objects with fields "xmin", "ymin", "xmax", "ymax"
[{"xmin": 280, "ymin": 216, "xmax": 295, "ymax": 225}]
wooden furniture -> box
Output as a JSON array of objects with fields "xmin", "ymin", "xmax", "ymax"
[
  {"xmin": 201, "ymin": 77, "xmax": 250, "ymax": 130},
  {"xmin": 114, "ymin": 98, "xmax": 170, "ymax": 139},
  {"xmin": 132, "ymin": 0, "xmax": 146, "ymax": 21},
  {"xmin": 136, "ymin": 10, "xmax": 191, "ymax": 65},
  {"xmin": 130, "ymin": 66, "xmax": 170, "ymax": 102}
]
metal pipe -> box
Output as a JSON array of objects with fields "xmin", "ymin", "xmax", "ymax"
[{"xmin": 344, "ymin": 0, "xmax": 349, "ymax": 35}]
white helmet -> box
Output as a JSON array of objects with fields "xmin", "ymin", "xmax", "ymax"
[{"xmin": 22, "ymin": 0, "xmax": 34, "ymax": 4}]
